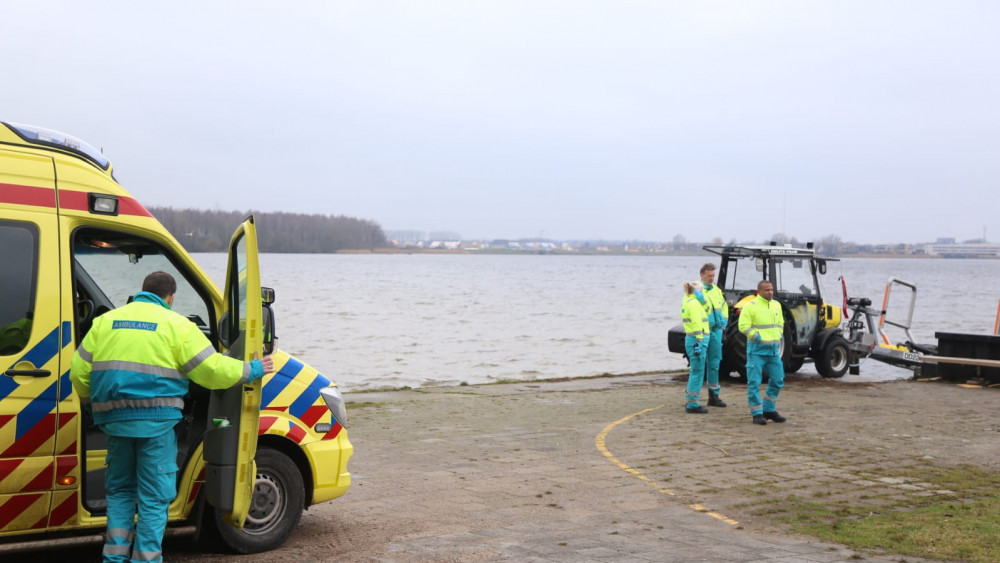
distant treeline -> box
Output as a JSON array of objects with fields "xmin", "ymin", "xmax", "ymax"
[{"xmin": 149, "ymin": 207, "xmax": 388, "ymax": 253}]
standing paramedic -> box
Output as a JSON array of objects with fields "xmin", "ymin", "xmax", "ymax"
[
  {"xmin": 737, "ymin": 280, "xmax": 786, "ymax": 426},
  {"xmin": 70, "ymin": 271, "xmax": 274, "ymax": 563},
  {"xmin": 700, "ymin": 263, "xmax": 728, "ymax": 408},
  {"xmin": 681, "ymin": 280, "xmax": 710, "ymax": 413}
]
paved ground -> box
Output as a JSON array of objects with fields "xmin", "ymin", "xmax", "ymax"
[
  {"xmin": 191, "ymin": 373, "xmax": 998, "ymax": 562},
  {"xmin": 25, "ymin": 373, "xmax": 1000, "ymax": 562}
]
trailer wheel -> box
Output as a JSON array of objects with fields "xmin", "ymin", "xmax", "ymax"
[
  {"xmin": 816, "ymin": 336, "xmax": 849, "ymax": 378},
  {"xmin": 211, "ymin": 447, "xmax": 304, "ymax": 554}
]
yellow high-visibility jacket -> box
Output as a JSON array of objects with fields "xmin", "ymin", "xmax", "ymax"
[
  {"xmin": 702, "ymin": 283, "xmax": 728, "ymax": 330},
  {"xmin": 738, "ymin": 296, "xmax": 783, "ymax": 354},
  {"xmin": 681, "ymin": 294, "xmax": 709, "ymax": 342},
  {"xmin": 70, "ymin": 292, "xmax": 258, "ymax": 426}
]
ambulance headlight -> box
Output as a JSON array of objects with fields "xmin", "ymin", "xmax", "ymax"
[{"xmin": 319, "ymin": 386, "xmax": 348, "ymax": 428}]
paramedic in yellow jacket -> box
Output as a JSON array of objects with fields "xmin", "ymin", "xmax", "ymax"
[
  {"xmin": 699, "ymin": 263, "xmax": 728, "ymax": 407},
  {"xmin": 737, "ymin": 280, "xmax": 786, "ymax": 425},
  {"xmin": 70, "ymin": 271, "xmax": 274, "ymax": 563},
  {"xmin": 681, "ymin": 280, "xmax": 710, "ymax": 413}
]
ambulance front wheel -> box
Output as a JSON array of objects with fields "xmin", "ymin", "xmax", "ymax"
[{"xmin": 213, "ymin": 446, "xmax": 305, "ymax": 554}]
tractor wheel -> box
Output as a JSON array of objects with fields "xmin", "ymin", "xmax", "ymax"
[
  {"xmin": 722, "ymin": 322, "xmax": 748, "ymax": 383},
  {"xmin": 782, "ymin": 332, "xmax": 804, "ymax": 373},
  {"xmin": 786, "ymin": 356, "xmax": 805, "ymax": 373},
  {"xmin": 816, "ymin": 336, "xmax": 849, "ymax": 378}
]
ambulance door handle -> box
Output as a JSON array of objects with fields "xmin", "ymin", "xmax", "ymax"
[{"xmin": 4, "ymin": 369, "xmax": 52, "ymax": 377}]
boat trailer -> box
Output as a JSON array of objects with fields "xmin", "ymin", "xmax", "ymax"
[{"xmin": 843, "ymin": 278, "xmax": 1000, "ymax": 384}]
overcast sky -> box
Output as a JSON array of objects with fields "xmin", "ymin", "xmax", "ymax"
[{"xmin": 3, "ymin": 1, "xmax": 998, "ymax": 243}]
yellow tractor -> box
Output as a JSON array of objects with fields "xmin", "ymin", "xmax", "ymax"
[{"xmin": 669, "ymin": 243, "xmax": 849, "ymax": 382}]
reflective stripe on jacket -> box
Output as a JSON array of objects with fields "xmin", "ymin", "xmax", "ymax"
[
  {"xmin": 702, "ymin": 284, "xmax": 728, "ymax": 330},
  {"xmin": 738, "ymin": 296, "xmax": 784, "ymax": 349},
  {"xmin": 681, "ymin": 294, "xmax": 709, "ymax": 341},
  {"xmin": 70, "ymin": 293, "xmax": 252, "ymax": 426}
]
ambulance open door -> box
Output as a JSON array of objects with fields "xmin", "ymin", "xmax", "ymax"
[{"xmin": 203, "ymin": 216, "xmax": 264, "ymax": 528}]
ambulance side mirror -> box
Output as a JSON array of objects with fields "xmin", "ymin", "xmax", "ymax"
[
  {"xmin": 260, "ymin": 287, "xmax": 276, "ymax": 355},
  {"xmin": 262, "ymin": 305, "xmax": 276, "ymax": 356}
]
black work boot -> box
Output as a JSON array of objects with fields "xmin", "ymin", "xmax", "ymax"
[
  {"xmin": 752, "ymin": 414, "xmax": 767, "ymax": 425},
  {"xmin": 708, "ymin": 391, "xmax": 727, "ymax": 407},
  {"xmin": 685, "ymin": 405, "xmax": 709, "ymax": 414},
  {"xmin": 763, "ymin": 411, "xmax": 786, "ymax": 423}
]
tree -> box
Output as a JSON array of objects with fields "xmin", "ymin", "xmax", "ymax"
[
  {"xmin": 769, "ymin": 232, "xmax": 799, "ymax": 246},
  {"xmin": 815, "ymin": 234, "xmax": 843, "ymax": 257},
  {"xmin": 150, "ymin": 207, "xmax": 388, "ymax": 253}
]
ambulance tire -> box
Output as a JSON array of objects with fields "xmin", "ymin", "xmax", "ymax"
[{"xmin": 213, "ymin": 447, "xmax": 304, "ymax": 554}]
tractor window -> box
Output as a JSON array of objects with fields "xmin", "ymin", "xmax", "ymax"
[
  {"xmin": 0, "ymin": 221, "xmax": 38, "ymax": 355},
  {"xmin": 724, "ymin": 256, "xmax": 764, "ymax": 291},
  {"xmin": 774, "ymin": 258, "xmax": 815, "ymax": 296}
]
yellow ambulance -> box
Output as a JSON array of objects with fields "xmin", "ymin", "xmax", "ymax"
[{"xmin": 0, "ymin": 122, "xmax": 352, "ymax": 554}]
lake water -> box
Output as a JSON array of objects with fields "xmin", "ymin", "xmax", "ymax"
[{"xmin": 193, "ymin": 253, "xmax": 1000, "ymax": 391}]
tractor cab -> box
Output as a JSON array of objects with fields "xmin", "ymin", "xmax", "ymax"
[{"xmin": 669, "ymin": 243, "xmax": 850, "ymax": 381}]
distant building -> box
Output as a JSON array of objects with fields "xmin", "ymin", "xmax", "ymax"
[{"xmin": 924, "ymin": 241, "xmax": 1000, "ymax": 258}]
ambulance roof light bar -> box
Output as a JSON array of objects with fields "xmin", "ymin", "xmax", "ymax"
[{"xmin": 4, "ymin": 122, "xmax": 110, "ymax": 169}]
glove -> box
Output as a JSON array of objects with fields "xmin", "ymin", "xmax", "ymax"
[
  {"xmin": 693, "ymin": 343, "xmax": 703, "ymax": 357},
  {"xmin": 246, "ymin": 358, "xmax": 265, "ymax": 383}
]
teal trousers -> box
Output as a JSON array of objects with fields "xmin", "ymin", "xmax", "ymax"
[{"xmin": 103, "ymin": 429, "xmax": 178, "ymax": 563}]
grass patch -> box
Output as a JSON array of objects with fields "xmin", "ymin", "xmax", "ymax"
[
  {"xmin": 757, "ymin": 466, "xmax": 1000, "ymax": 562},
  {"xmin": 344, "ymin": 401, "xmax": 389, "ymax": 409},
  {"xmin": 348, "ymin": 385, "xmax": 413, "ymax": 393},
  {"xmin": 791, "ymin": 495, "xmax": 1000, "ymax": 563}
]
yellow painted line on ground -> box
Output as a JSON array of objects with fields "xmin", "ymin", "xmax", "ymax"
[
  {"xmin": 595, "ymin": 404, "xmax": 676, "ymax": 495},
  {"xmin": 595, "ymin": 401, "xmax": 740, "ymax": 526},
  {"xmin": 690, "ymin": 504, "xmax": 740, "ymax": 526}
]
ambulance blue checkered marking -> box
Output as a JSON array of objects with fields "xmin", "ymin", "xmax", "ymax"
[
  {"xmin": 289, "ymin": 373, "xmax": 331, "ymax": 420},
  {"xmin": 261, "ymin": 356, "xmax": 304, "ymax": 408},
  {"xmin": 17, "ymin": 380, "xmax": 58, "ymax": 439},
  {"xmin": 1, "ymin": 326, "xmax": 59, "ymax": 401},
  {"xmin": 59, "ymin": 370, "xmax": 73, "ymax": 402}
]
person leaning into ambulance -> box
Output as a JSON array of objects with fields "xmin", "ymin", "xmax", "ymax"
[
  {"xmin": 738, "ymin": 280, "xmax": 786, "ymax": 426},
  {"xmin": 699, "ymin": 263, "xmax": 728, "ymax": 408},
  {"xmin": 70, "ymin": 271, "xmax": 274, "ymax": 563},
  {"xmin": 681, "ymin": 280, "xmax": 710, "ymax": 413}
]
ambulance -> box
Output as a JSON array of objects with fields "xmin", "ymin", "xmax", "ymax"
[{"xmin": 0, "ymin": 122, "xmax": 352, "ymax": 554}]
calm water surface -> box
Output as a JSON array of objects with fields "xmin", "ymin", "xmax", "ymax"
[{"xmin": 193, "ymin": 253, "xmax": 1000, "ymax": 391}]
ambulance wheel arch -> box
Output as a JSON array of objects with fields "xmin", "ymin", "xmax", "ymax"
[{"xmin": 208, "ymin": 444, "xmax": 306, "ymax": 554}]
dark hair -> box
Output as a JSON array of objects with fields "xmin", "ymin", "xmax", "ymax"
[
  {"xmin": 142, "ymin": 271, "xmax": 177, "ymax": 298},
  {"xmin": 700, "ymin": 263, "xmax": 716, "ymax": 275}
]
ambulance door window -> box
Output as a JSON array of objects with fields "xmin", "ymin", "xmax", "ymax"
[
  {"xmin": 0, "ymin": 222, "xmax": 36, "ymax": 355},
  {"xmin": 0, "ymin": 219, "xmax": 59, "ymax": 532}
]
